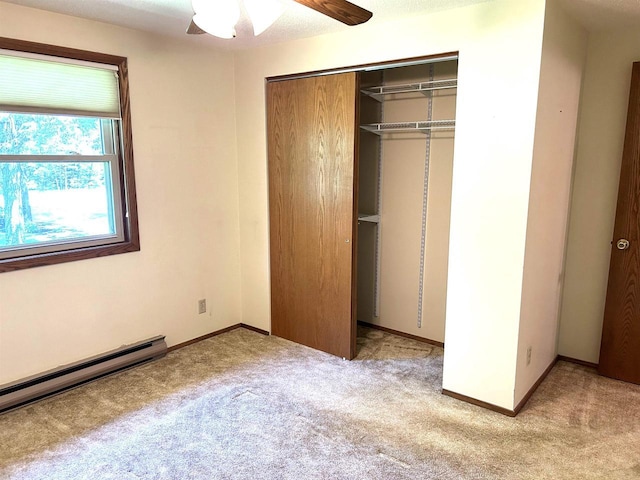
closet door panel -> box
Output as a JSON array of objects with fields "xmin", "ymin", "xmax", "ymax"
[{"xmin": 267, "ymin": 72, "xmax": 358, "ymax": 359}]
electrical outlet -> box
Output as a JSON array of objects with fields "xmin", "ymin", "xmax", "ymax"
[
  {"xmin": 198, "ymin": 299, "xmax": 206, "ymax": 315},
  {"xmin": 526, "ymin": 346, "xmax": 532, "ymax": 366}
]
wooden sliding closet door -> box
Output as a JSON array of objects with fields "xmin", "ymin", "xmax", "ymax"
[{"xmin": 267, "ymin": 72, "xmax": 359, "ymax": 359}]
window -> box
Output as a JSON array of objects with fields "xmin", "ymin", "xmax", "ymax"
[{"xmin": 0, "ymin": 38, "xmax": 139, "ymax": 272}]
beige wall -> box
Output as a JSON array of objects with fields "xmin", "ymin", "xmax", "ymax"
[
  {"xmin": 1, "ymin": 0, "xmax": 603, "ymax": 412},
  {"xmin": 514, "ymin": 0, "xmax": 587, "ymax": 404},
  {"xmin": 370, "ymin": 62, "xmax": 456, "ymax": 343},
  {"xmin": 558, "ymin": 27, "xmax": 640, "ymax": 363},
  {"xmin": 0, "ymin": 3, "xmax": 242, "ymax": 384},
  {"xmin": 420, "ymin": 63, "xmax": 457, "ymax": 343},
  {"xmin": 234, "ymin": 0, "xmax": 547, "ymax": 410}
]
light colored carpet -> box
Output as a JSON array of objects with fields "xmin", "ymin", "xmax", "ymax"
[{"xmin": 0, "ymin": 326, "xmax": 639, "ymax": 479}]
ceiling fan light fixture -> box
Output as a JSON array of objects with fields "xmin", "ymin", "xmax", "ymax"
[
  {"xmin": 192, "ymin": 13, "xmax": 237, "ymax": 38},
  {"xmin": 244, "ymin": 0, "xmax": 287, "ymax": 36},
  {"xmin": 191, "ymin": 0, "xmax": 240, "ymax": 38},
  {"xmin": 186, "ymin": 0, "xmax": 373, "ymax": 38}
]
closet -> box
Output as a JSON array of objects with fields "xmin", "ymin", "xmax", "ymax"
[
  {"xmin": 267, "ymin": 55, "xmax": 458, "ymax": 359},
  {"xmin": 357, "ymin": 61, "xmax": 457, "ymax": 342}
]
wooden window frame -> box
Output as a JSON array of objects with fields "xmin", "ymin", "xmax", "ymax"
[{"xmin": 0, "ymin": 37, "xmax": 140, "ymax": 273}]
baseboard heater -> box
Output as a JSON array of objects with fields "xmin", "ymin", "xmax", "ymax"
[{"xmin": 0, "ymin": 335, "xmax": 167, "ymax": 414}]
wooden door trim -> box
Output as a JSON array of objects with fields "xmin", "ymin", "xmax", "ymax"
[
  {"xmin": 266, "ymin": 51, "xmax": 459, "ymax": 84},
  {"xmin": 350, "ymin": 73, "xmax": 361, "ymax": 359}
]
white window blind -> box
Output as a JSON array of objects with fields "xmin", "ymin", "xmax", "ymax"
[{"xmin": 0, "ymin": 52, "xmax": 120, "ymax": 118}]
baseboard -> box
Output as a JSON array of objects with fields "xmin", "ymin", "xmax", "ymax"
[
  {"xmin": 239, "ymin": 324, "xmax": 270, "ymax": 336},
  {"xmin": 168, "ymin": 323, "xmax": 270, "ymax": 352},
  {"xmin": 443, "ymin": 356, "xmax": 558, "ymax": 417},
  {"xmin": 442, "ymin": 389, "xmax": 516, "ymax": 417},
  {"xmin": 357, "ymin": 321, "xmax": 444, "ymax": 348},
  {"xmin": 513, "ymin": 357, "xmax": 557, "ymax": 415},
  {"xmin": 556, "ymin": 355, "xmax": 598, "ymax": 369}
]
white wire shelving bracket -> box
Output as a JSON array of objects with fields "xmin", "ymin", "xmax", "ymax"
[
  {"xmin": 360, "ymin": 78, "xmax": 457, "ymax": 102},
  {"xmin": 360, "ymin": 120, "xmax": 455, "ymax": 136},
  {"xmin": 357, "ymin": 214, "xmax": 381, "ymax": 224}
]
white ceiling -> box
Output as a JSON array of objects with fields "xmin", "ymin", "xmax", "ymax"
[
  {"xmin": 3, "ymin": 0, "xmax": 640, "ymax": 50},
  {"xmin": 1, "ymin": 0, "xmax": 489, "ymax": 49}
]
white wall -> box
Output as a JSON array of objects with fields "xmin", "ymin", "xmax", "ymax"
[
  {"xmin": 442, "ymin": 3, "xmax": 546, "ymax": 410},
  {"xmin": 0, "ymin": 2, "xmax": 242, "ymax": 384},
  {"xmin": 234, "ymin": 0, "xmax": 547, "ymax": 410},
  {"xmin": 558, "ymin": 27, "xmax": 640, "ymax": 363},
  {"xmin": 514, "ymin": 0, "xmax": 587, "ymax": 404}
]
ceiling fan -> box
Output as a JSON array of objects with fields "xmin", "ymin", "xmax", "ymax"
[{"xmin": 186, "ymin": 0, "xmax": 373, "ymax": 38}]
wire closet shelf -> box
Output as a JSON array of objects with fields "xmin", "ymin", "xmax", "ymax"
[
  {"xmin": 360, "ymin": 78, "xmax": 457, "ymax": 102},
  {"xmin": 360, "ymin": 120, "xmax": 456, "ymax": 135}
]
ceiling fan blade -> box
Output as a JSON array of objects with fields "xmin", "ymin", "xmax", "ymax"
[
  {"xmin": 187, "ymin": 18, "xmax": 206, "ymax": 35},
  {"xmin": 292, "ymin": 0, "xmax": 372, "ymax": 26}
]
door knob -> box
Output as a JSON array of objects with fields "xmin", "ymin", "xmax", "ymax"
[{"xmin": 616, "ymin": 239, "xmax": 630, "ymax": 250}]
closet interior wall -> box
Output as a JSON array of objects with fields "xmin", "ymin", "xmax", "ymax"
[{"xmin": 357, "ymin": 61, "xmax": 458, "ymax": 344}]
